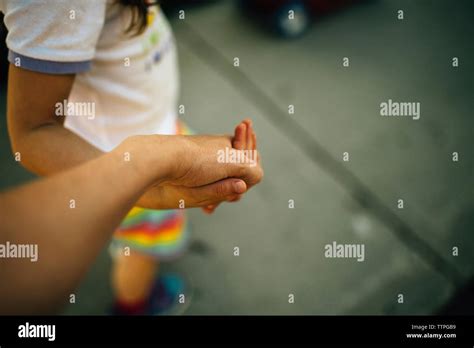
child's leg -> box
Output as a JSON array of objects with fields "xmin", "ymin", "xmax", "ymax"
[
  {"xmin": 112, "ymin": 251, "xmax": 157, "ymax": 312},
  {"xmin": 111, "ymin": 208, "xmax": 189, "ymax": 314}
]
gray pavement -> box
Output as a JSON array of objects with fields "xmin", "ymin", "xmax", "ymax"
[{"xmin": 0, "ymin": 0, "xmax": 472, "ymax": 315}]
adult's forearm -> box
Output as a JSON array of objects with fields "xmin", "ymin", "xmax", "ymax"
[
  {"xmin": 10, "ymin": 125, "xmax": 170, "ymax": 209},
  {"xmin": 11, "ymin": 123, "xmax": 103, "ymax": 176},
  {"xmin": 0, "ymin": 140, "xmax": 164, "ymax": 314}
]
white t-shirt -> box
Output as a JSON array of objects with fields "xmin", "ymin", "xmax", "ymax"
[{"xmin": 1, "ymin": 0, "xmax": 179, "ymax": 151}]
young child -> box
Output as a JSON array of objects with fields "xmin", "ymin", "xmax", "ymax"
[{"xmin": 1, "ymin": 0, "xmax": 258, "ymax": 315}]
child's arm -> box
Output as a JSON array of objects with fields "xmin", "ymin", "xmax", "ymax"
[{"xmin": 7, "ymin": 65, "xmax": 104, "ymax": 176}]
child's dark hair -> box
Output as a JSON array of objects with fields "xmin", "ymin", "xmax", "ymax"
[{"xmin": 119, "ymin": 0, "xmax": 159, "ymax": 35}]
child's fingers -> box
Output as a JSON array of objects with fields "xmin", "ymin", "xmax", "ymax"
[
  {"xmin": 241, "ymin": 122, "xmax": 248, "ymax": 149},
  {"xmin": 202, "ymin": 205, "xmax": 217, "ymax": 214},
  {"xmin": 253, "ymin": 132, "xmax": 260, "ymax": 164},
  {"xmin": 228, "ymin": 194, "xmax": 242, "ymax": 202},
  {"xmin": 201, "ymin": 193, "xmax": 240, "ymax": 214},
  {"xmin": 243, "ymin": 119, "xmax": 253, "ymax": 150},
  {"xmin": 233, "ymin": 122, "xmax": 246, "ymax": 150},
  {"xmin": 252, "ymin": 132, "xmax": 257, "ymax": 151},
  {"xmin": 248, "ymin": 124, "xmax": 257, "ymax": 151}
]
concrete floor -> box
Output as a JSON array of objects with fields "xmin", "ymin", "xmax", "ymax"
[{"xmin": 0, "ymin": 0, "xmax": 473, "ymax": 315}]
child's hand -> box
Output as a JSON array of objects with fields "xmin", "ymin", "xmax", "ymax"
[{"xmin": 202, "ymin": 119, "xmax": 258, "ymax": 214}]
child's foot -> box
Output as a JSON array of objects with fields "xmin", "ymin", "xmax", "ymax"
[
  {"xmin": 111, "ymin": 273, "xmax": 192, "ymax": 316},
  {"xmin": 147, "ymin": 273, "xmax": 192, "ymax": 315},
  {"xmin": 111, "ymin": 298, "xmax": 148, "ymax": 316}
]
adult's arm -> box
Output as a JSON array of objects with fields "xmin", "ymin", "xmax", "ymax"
[{"xmin": 0, "ymin": 134, "xmax": 262, "ymax": 314}]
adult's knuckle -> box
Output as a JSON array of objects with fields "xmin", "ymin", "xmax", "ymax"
[{"xmin": 214, "ymin": 182, "xmax": 226, "ymax": 197}]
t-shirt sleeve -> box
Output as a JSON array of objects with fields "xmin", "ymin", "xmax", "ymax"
[{"xmin": 2, "ymin": 0, "xmax": 107, "ymax": 74}]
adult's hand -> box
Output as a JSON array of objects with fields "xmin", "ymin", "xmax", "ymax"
[{"xmin": 117, "ymin": 132, "xmax": 264, "ymax": 210}]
